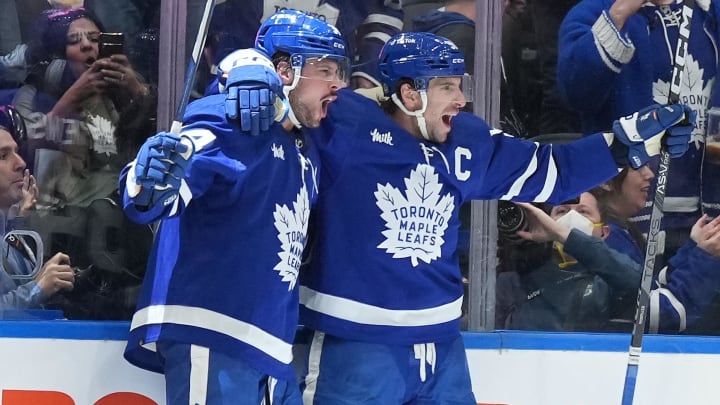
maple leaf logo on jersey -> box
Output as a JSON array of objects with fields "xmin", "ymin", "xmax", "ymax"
[
  {"xmin": 273, "ymin": 186, "xmax": 310, "ymax": 290},
  {"xmin": 375, "ymin": 164, "xmax": 455, "ymax": 267},
  {"xmin": 86, "ymin": 114, "xmax": 117, "ymax": 156},
  {"xmin": 653, "ymin": 54, "xmax": 714, "ymax": 149}
]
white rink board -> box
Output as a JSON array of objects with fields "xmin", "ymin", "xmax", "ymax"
[{"xmin": 1, "ymin": 322, "xmax": 719, "ymax": 405}]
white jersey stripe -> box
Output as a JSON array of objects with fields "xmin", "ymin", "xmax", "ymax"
[
  {"xmin": 534, "ymin": 149, "xmax": 558, "ymax": 202},
  {"xmin": 189, "ymin": 344, "xmax": 209, "ymax": 405},
  {"xmin": 300, "ymin": 286, "xmax": 462, "ymax": 326},
  {"xmin": 500, "ymin": 142, "xmax": 540, "ymax": 200},
  {"xmin": 132, "ymin": 305, "xmax": 293, "ymax": 364}
]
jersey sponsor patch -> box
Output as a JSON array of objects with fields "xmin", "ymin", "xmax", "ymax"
[{"xmin": 375, "ymin": 164, "xmax": 455, "ymax": 266}]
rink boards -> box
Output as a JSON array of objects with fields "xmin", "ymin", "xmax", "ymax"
[{"xmin": 0, "ymin": 321, "xmax": 717, "ymax": 405}]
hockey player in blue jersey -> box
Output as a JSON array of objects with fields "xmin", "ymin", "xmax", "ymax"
[
  {"xmin": 296, "ymin": 33, "xmax": 695, "ymax": 404},
  {"xmin": 223, "ymin": 31, "xmax": 694, "ymax": 403},
  {"xmin": 118, "ymin": 10, "xmax": 348, "ymax": 405}
]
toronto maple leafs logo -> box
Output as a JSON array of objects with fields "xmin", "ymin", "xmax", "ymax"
[
  {"xmin": 86, "ymin": 114, "xmax": 117, "ymax": 156},
  {"xmin": 653, "ymin": 54, "xmax": 714, "ymax": 150},
  {"xmin": 375, "ymin": 164, "xmax": 455, "ymax": 267},
  {"xmin": 273, "ymin": 186, "xmax": 310, "ymax": 290}
]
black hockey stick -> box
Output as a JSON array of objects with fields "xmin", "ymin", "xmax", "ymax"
[
  {"xmin": 620, "ymin": 1, "xmax": 695, "ymax": 404},
  {"xmin": 169, "ymin": 0, "xmax": 218, "ymax": 135}
]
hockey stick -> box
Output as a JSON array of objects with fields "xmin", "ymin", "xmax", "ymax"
[
  {"xmin": 169, "ymin": 0, "xmax": 218, "ymax": 135},
  {"xmin": 620, "ymin": 1, "xmax": 695, "ymax": 404}
]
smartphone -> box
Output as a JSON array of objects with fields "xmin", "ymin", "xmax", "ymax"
[{"xmin": 98, "ymin": 32, "xmax": 125, "ymax": 59}]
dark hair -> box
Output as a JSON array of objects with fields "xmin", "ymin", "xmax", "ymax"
[
  {"xmin": 34, "ymin": 7, "xmax": 105, "ymax": 60},
  {"xmin": 380, "ymin": 78, "xmax": 414, "ymax": 115},
  {"xmin": 589, "ymin": 170, "xmax": 646, "ymax": 251}
]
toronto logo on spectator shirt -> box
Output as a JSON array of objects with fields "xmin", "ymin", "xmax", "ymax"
[
  {"xmin": 375, "ymin": 164, "xmax": 455, "ymax": 267},
  {"xmin": 273, "ymin": 185, "xmax": 310, "ymax": 290},
  {"xmin": 87, "ymin": 115, "xmax": 117, "ymax": 156},
  {"xmin": 653, "ymin": 54, "xmax": 710, "ymax": 150}
]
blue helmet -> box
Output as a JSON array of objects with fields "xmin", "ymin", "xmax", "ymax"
[
  {"xmin": 255, "ymin": 9, "xmax": 346, "ymax": 60},
  {"xmin": 378, "ymin": 32, "xmax": 466, "ymax": 96}
]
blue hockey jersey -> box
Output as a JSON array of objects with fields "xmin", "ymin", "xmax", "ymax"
[
  {"xmin": 298, "ymin": 89, "xmax": 621, "ymax": 344},
  {"xmin": 122, "ymin": 94, "xmax": 320, "ymax": 380}
]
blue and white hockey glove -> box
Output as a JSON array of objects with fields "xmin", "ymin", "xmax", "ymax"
[
  {"xmin": 130, "ymin": 132, "xmax": 193, "ymax": 208},
  {"xmin": 223, "ymin": 55, "xmax": 285, "ymax": 136},
  {"xmin": 612, "ymin": 103, "xmax": 694, "ymax": 169}
]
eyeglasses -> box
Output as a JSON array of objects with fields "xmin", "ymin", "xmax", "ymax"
[{"xmin": 66, "ymin": 31, "xmax": 100, "ymax": 45}]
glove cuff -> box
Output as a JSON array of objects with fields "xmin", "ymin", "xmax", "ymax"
[{"xmin": 609, "ymin": 139, "xmax": 629, "ymax": 167}]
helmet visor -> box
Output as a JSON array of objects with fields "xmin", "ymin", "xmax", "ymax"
[
  {"xmin": 294, "ymin": 54, "xmax": 350, "ymax": 86},
  {"xmin": 419, "ymin": 75, "xmax": 474, "ymax": 103}
]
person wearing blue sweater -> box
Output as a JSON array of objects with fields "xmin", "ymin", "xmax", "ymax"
[
  {"xmin": 592, "ymin": 166, "xmax": 720, "ymax": 333},
  {"xmin": 119, "ymin": 11, "xmax": 348, "ymax": 405},
  {"xmin": 557, "ymin": 0, "xmax": 720, "ymax": 259}
]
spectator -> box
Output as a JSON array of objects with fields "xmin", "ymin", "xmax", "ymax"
[
  {"xmin": 591, "ymin": 167, "xmax": 720, "ymax": 334},
  {"xmin": 530, "ymin": 0, "xmax": 582, "ymax": 135},
  {"xmin": 14, "ymin": 7, "xmax": 154, "ymax": 207},
  {"xmin": 556, "ymin": 0, "xmax": 720, "ymax": 260},
  {"xmin": 6, "ymin": 7, "xmax": 155, "ymax": 320},
  {"xmin": 495, "ymin": 193, "xmax": 641, "ymax": 331},
  {"xmin": 0, "ymin": 104, "xmax": 75, "ymax": 310},
  {"xmin": 120, "ymin": 10, "xmax": 347, "ymax": 404},
  {"xmin": 591, "ymin": 165, "xmax": 654, "ymax": 264}
]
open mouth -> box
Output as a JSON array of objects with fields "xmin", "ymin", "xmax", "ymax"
[
  {"xmin": 442, "ymin": 114, "xmax": 454, "ymax": 128},
  {"xmin": 320, "ymin": 98, "xmax": 334, "ymax": 117}
]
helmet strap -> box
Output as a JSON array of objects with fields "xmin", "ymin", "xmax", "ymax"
[
  {"xmin": 283, "ymin": 67, "xmax": 303, "ymax": 128},
  {"xmin": 391, "ymin": 91, "xmax": 430, "ymax": 141}
]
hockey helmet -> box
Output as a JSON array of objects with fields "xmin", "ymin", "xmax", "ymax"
[
  {"xmin": 255, "ymin": 9, "xmax": 349, "ymax": 83},
  {"xmin": 378, "ymin": 32, "xmax": 471, "ymax": 100}
]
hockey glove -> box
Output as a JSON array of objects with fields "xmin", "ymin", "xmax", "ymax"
[
  {"xmin": 130, "ymin": 132, "xmax": 194, "ymax": 208},
  {"xmin": 225, "ymin": 63, "xmax": 285, "ymax": 136},
  {"xmin": 612, "ymin": 103, "xmax": 694, "ymax": 169}
]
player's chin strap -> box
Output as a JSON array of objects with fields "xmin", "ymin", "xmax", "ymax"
[
  {"xmin": 392, "ymin": 91, "xmax": 430, "ymax": 141},
  {"xmin": 282, "ymin": 68, "xmax": 303, "ymax": 129}
]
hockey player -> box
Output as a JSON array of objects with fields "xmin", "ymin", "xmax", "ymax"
[
  {"xmin": 119, "ymin": 11, "xmax": 348, "ymax": 405},
  {"xmin": 222, "ymin": 31, "xmax": 694, "ymax": 403},
  {"xmin": 294, "ymin": 33, "xmax": 694, "ymax": 403}
]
